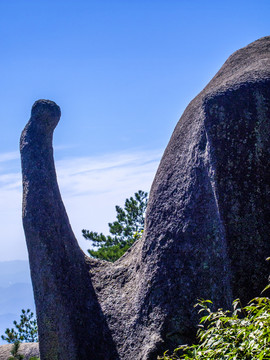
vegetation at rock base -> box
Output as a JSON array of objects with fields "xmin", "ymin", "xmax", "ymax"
[
  {"xmin": 1, "ymin": 309, "xmax": 38, "ymax": 343},
  {"xmin": 6, "ymin": 340, "xmax": 40, "ymax": 360},
  {"xmin": 158, "ymin": 285, "xmax": 270, "ymax": 360},
  {"xmin": 8, "ymin": 341, "xmax": 24, "ymax": 360},
  {"xmin": 82, "ymin": 190, "xmax": 148, "ymax": 262}
]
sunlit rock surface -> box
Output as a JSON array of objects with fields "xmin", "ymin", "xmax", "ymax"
[{"xmin": 20, "ymin": 36, "xmax": 270, "ymax": 360}]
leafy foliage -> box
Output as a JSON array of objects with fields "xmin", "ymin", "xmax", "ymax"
[
  {"xmin": 1, "ymin": 309, "xmax": 38, "ymax": 343},
  {"xmin": 158, "ymin": 293, "xmax": 270, "ymax": 360},
  {"xmin": 82, "ymin": 190, "xmax": 148, "ymax": 262},
  {"xmin": 8, "ymin": 340, "xmax": 24, "ymax": 360}
]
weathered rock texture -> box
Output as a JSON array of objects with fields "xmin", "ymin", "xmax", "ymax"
[
  {"xmin": 0, "ymin": 342, "xmax": 39, "ymax": 360},
  {"xmin": 20, "ymin": 36, "xmax": 270, "ymax": 360},
  {"xmin": 20, "ymin": 101, "xmax": 117, "ymax": 360}
]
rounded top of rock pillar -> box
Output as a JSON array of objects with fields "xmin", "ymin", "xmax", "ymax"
[{"xmin": 30, "ymin": 99, "xmax": 61, "ymax": 133}]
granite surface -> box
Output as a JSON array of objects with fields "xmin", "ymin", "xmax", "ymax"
[{"xmin": 20, "ymin": 36, "xmax": 270, "ymax": 359}]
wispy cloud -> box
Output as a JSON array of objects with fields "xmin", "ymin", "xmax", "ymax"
[
  {"xmin": 0, "ymin": 149, "xmax": 162, "ymax": 261},
  {"xmin": 0, "ymin": 151, "xmax": 19, "ymax": 163},
  {"xmin": 56, "ymin": 149, "xmax": 161, "ymax": 196}
]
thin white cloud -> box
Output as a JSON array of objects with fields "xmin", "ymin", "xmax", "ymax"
[
  {"xmin": 0, "ymin": 151, "xmax": 19, "ymax": 163},
  {"xmin": 0, "ymin": 149, "xmax": 162, "ymax": 261},
  {"xmin": 56, "ymin": 150, "xmax": 161, "ymax": 196},
  {"xmin": 0, "ymin": 174, "xmax": 21, "ymax": 190}
]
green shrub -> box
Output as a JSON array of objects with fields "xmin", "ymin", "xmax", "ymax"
[
  {"xmin": 7, "ymin": 341, "xmax": 40, "ymax": 360},
  {"xmin": 159, "ymin": 292, "xmax": 270, "ymax": 359},
  {"xmin": 1, "ymin": 309, "xmax": 38, "ymax": 343},
  {"xmin": 8, "ymin": 340, "xmax": 24, "ymax": 360}
]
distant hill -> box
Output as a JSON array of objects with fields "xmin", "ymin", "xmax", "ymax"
[{"xmin": 0, "ymin": 261, "xmax": 35, "ymax": 344}]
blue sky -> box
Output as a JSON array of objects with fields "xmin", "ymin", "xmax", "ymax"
[{"xmin": 0, "ymin": 0, "xmax": 269, "ymax": 260}]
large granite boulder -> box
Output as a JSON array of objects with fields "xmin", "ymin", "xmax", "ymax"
[{"xmin": 20, "ymin": 36, "xmax": 270, "ymax": 360}]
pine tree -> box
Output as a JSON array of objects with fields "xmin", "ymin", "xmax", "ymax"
[
  {"xmin": 82, "ymin": 190, "xmax": 148, "ymax": 262},
  {"xmin": 8, "ymin": 340, "xmax": 24, "ymax": 360},
  {"xmin": 1, "ymin": 309, "xmax": 38, "ymax": 343}
]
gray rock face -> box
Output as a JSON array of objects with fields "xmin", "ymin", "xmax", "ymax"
[
  {"xmin": 0, "ymin": 343, "xmax": 39, "ymax": 360},
  {"xmin": 20, "ymin": 100, "xmax": 117, "ymax": 360},
  {"xmin": 20, "ymin": 36, "xmax": 270, "ymax": 360}
]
